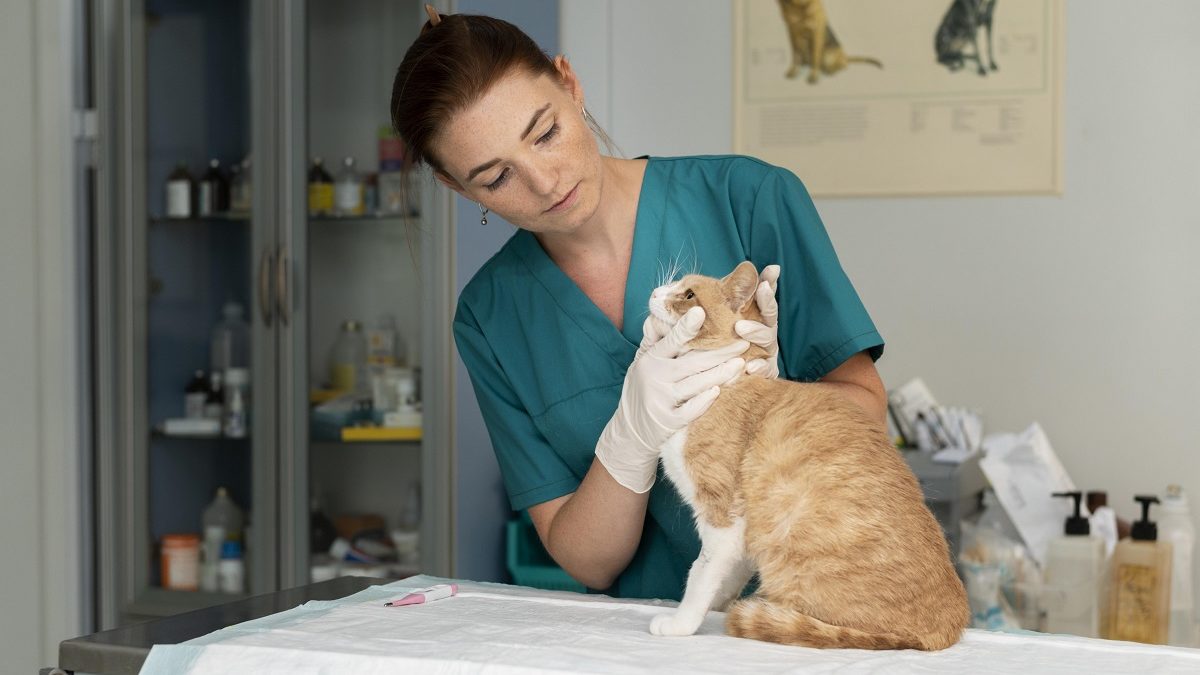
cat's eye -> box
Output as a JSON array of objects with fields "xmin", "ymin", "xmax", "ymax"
[{"xmin": 684, "ymin": 290, "xmax": 694, "ymax": 300}]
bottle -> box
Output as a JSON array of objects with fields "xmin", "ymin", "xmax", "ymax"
[
  {"xmin": 364, "ymin": 172, "xmax": 379, "ymax": 214},
  {"xmin": 334, "ymin": 156, "xmax": 364, "ymax": 216},
  {"xmin": 184, "ymin": 370, "xmax": 208, "ymax": 419},
  {"xmin": 1106, "ymin": 495, "xmax": 1173, "ymax": 643},
  {"xmin": 203, "ymin": 371, "xmax": 224, "ymax": 421},
  {"xmin": 329, "ymin": 320, "xmax": 368, "ymax": 392},
  {"xmin": 307, "ymin": 157, "xmax": 334, "ymax": 216},
  {"xmin": 1088, "ymin": 491, "xmax": 1133, "ymax": 540},
  {"xmin": 201, "ymin": 487, "xmax": 244, "ymax": 592},
  {"xmin": 1043, "ymin": 491, "xmax": 1106, "ymax": 637},
  {"xmin": 366, "ymin": 314, "xmax": 398, "ymax": 369},
  {"xmin": 210, "ymin": 301, "xmax": 250, "ymax": 377},
  {"xmin": 166, "ymin": 162, "xmax": 194, "ymax": 218},
  {"xmin": 198, "ymin": 159, "xmax": 227, "ymax": 216},
  {"xmin": 1160, "ymin": 485, "xmax": 1196, "ymax": 647},
  {"xmin": 218, "ymin": 540, "xmax": 245, "ymax": 594},
  {"xmin": 230, "ymin": 155, "xmax": 251, "ymax": 213},
  {"xmin": 223, "ymin": 367, "xmax": 249, "ymax": 438}
]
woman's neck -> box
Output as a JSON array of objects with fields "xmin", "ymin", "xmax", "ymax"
[{"xmin": 538, "ymin": 156, "xmax": 646, "ymax": 268}]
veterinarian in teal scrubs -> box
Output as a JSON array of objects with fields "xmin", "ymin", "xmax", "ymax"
[{"xmin": 393, "ymin": 10, "xmax": 886, "ymax": 602}]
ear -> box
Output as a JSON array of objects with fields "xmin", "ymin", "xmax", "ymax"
[
  {"xmin": 721, "ymin": 261, "xmax": 759, "ymax": 313},
  {"xmin": 553, "ymin": 54, "xmax": 585, "ymax": 109}
]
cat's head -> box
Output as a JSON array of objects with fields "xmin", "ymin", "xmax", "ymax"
[{"xmin": 648, "ymin": 260, "xmax": 771, "ymax": 359}]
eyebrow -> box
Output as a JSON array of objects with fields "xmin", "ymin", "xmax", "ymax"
[{"xmin": 466, "ymin": 103, "xmax": 552, "ymax": 182}]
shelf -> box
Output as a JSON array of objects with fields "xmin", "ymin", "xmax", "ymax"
[
  {"xmin": 151, "ymin": 430, "xmax": 250, "ymax": 442},
  {"xmin": 126, "ymin": 587, "xmax": 248, "ymax": 618},
  {"xmin": 308, "ymin": 212, "xmax": 417, "ymax": 222},
  {"xmin": 150, "ymin": 212, "xmax": 249, "ymax": 225}
]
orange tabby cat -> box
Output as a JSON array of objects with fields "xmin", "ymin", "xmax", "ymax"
[{"xmin": 646, "ymin": 261, "xmax": 968, "ymax": 650}]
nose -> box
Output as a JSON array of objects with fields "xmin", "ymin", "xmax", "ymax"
[{"xmin": 525, "ymin": 159, "xmax": 558, "ymax": 197}]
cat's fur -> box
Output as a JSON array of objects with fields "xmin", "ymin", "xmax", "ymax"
[
  {"xmin": 776, "ymin": 0, "xmax": 883, "ymax": 84},
  {"xmin": 646, "ymin": 261, "xmax": 968, "ymax": 650},
  {"xmin": 935, "ymin": 0, "xmax": 999, "ymax": 76}
]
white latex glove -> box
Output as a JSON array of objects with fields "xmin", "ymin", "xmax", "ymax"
[
  {"xmin": 735, "ymin": 264, "xmax": 781, "ymax": 379},
  {"xmin": 595, "ymin": 307, "xmax": 748, "ymax": 493}
]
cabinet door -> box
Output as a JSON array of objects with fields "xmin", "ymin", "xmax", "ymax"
[
  {"xmin": 96, "ymin": 0, "xmax": 280, "ymax": 625},
  {"xmin": 277, "ymin": 0, "xmax": 454, "ymax": 589}
]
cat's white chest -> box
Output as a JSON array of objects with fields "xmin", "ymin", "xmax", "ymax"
[{"xmin": 658, "ymin": 430, "xmax": 698, "ymax": 506}]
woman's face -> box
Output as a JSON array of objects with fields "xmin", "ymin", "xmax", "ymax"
[{"xmin": 431, "ymin": 60, "xmax": 604, "ymax": 235}]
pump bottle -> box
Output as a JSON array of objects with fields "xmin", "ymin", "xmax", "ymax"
[
  {"xmin": 1106, "ymin": 495, "xmax": 1173, "ymax": 644},
  {"xmin": 1042, "ymin": 491, "xmax": 1106, "ymax": 637},
  {"xmin": 1159, "ymin": 484, "xmax": 1196, "ymax": 647}
]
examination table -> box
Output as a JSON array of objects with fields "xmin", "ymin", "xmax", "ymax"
[{"xmin": 52, "ymin": 575, "xmax": 1200, "ymax": 674}]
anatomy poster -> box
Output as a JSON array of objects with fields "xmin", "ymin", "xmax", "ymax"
[{"xmin": 733, "ymin": 0, "xmax": 1063, "ymax": 196}]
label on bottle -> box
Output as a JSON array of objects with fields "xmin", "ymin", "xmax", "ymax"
[
  {"xmin": 331, "ymin": 363, "xmax": 356, "ymax": 392},
  {"xmin": 308, "ymin": 183, "xmax": 333, "ymax": 215},
  {"xmin": 167, "ymin": 180, "xmax": 191, "ymax": 218},
  {"xmin": 198, "ymin": 182, "xmax": 214, "ymax": 216},
  {"xmin": 335, "ymin": 182, "xmax": 363, "ymax": 215},
  {"xmin": 1112, "ymin": 563, "xmax": 1159, "ymax": 643}
]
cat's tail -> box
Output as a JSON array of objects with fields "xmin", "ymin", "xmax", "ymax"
[
  {"xmin": 726, "ymin": 597, "xmax": 941, "ymax": 651},
  {"xmin": 848, "ymin": 56, "xmax": 884, "ymax": 69}
]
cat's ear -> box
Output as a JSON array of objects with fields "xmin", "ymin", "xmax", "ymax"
[{"xmin": 722, "ymin": 261, "xmax": 759, "ymax": 313}]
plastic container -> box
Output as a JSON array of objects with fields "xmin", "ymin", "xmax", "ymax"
[
  {"xmin": 218, "ymin": 540, "xmax": 245, "ymax": 594},
  {"xmin": 505, "ymin": 512, "xmax": 585, "ymax": 593},
  {"xmin": 1106, "ymin": 495, "xmax": 1173, "ymax": 644},
  {"xmin": 211, "ymin": 301, "xmax": 250, "ymax": 376},
  {"xmin": 223, "ymin": 367, "xmax": 249, "ymax": 438},
  {"xmin": 201, "ymin": 488, "xmax": 244, "ymax": 590},
  {"xmin": 334, "ymin": 156, "xmax": 364, "ymax": 216},
  {"xmin": 329, "ymin": 320, "xmax": 368, "ymax": 393},
  {"xmin": 184, "ymin": 370, "xmax": 208, "ymax": 419},
  {"xmin": 1042, "ymin": 491, "xmax": 1106, "ymax": 637},
  {"xmin": 1160, "ymin": 484, "xmax": 1196, "ymax": 647},
  {"xmin": 162, "ymin": 534, "xmax": 200, "ymax": 591}
]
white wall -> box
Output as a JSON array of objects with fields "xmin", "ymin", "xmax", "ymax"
[
  {"xmin": 563, "ymin": 0, "xmax": 1199, "ymax": 603},
  {"xmin": 0, "ymin": 0, "xmax": 83, "ymax": 670}
]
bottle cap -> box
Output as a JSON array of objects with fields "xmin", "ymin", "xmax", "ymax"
[
  {"xmin": 1132, "ymin": 495, "xmax": 1160, "ymax": 541},
  {"xmin": 1052, "ymin": 491, "xmax": 1089, "ymax": 535},
  {"xmin": 222, "ymin": 301, "xmax": 244, "ymax": 318}
]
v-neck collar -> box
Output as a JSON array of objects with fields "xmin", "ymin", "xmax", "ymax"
[{"xmin": 510, "ymin": 156, "xmax": 666, "ymax": 364}]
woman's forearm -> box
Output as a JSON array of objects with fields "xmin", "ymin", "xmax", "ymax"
[{"xmin": 534, "ymin": 458, "xmax": 650, "ymax": 590}]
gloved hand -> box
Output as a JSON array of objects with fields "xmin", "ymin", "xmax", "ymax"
[
  {"xmin": 735, "ymin": 264, "xmax": 781, "ymax": 379},
  {"xmin": 595, "ymin": 307, "xmax": 748, "ymax": 493}
]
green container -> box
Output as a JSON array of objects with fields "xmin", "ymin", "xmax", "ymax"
[{"xmin": 505, "ymin": 513, "xmax": 586, "ymax": 593}]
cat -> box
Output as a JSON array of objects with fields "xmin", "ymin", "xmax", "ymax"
[
  {"xmin": 645, "ymin": 261, "xmax": 968, "ymax": 650},
  {"xmin": 935, "ymin": 0, "xmax": 999, "ymax": 76},
  {"xmin": 776, "ymin": 0, "xmax": 883, "ymax": 84}
]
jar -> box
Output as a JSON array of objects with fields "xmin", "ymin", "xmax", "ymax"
[{"xmin": 162, "ymin": 533, "xmax": 201, "ymax": 591}]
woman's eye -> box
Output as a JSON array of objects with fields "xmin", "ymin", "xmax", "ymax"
[
  {"xmin": 485, "ymin": 168, "xmax": 510, "ymax": 192},
  {"xmin": 684, "ymin": 290, "xmax": 695, "ymax": 300},
  {"xmin": 536, "ymin": 123, "xmax": 559, "ymax": 144}
]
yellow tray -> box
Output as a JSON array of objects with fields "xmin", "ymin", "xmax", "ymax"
[{"xmin": 340, "ymin": 426, "xmax": 422, "ymax": 442}]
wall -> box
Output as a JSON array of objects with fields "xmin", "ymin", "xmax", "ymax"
[
  {"xmin": 0, "ymin": 0, "xmax": 83, "ymax": 670},
  {"xmin": 562, "ymin": 0, "xmax": 1200, "ymax": 607}
]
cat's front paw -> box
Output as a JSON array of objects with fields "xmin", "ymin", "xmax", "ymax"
[{"xmin": 650, "ymin": 612, "xmax": 700, "ymax": 637}]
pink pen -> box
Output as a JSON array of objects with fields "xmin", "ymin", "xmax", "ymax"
[{"xmin": 384, "ymin": 583, "xmax": 458, "ymax": 607}]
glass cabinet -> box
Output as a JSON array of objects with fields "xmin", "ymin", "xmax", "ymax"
[{"xmin": 93, "ymin": 0, "xmax": 454, "ymax": 628}]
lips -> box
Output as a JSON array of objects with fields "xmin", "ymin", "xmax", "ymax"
[{"xmin": 545, "ymin": 183, "xmax": 579, "ymax": 213}]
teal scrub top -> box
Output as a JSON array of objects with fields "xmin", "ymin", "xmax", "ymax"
[{"xmin": 452, "ymin": 155, "xmax": 884, "ymax": 601}]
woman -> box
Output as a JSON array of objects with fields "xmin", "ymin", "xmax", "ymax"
[{"xmin": 391, "ymin": 8, "xmax": 887, "ymax": 601}]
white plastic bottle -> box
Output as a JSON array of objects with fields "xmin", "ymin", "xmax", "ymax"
[
  {"xmin": 1160, "ymin": 484, "xmax": 1196, "ymax": 647},
  {"xmin": 1043, "ymin": 491, "xmax": 1106, "ymax": 637},
  {"xmin": 210, "ymin": 301, "xmax": 250, "ymax": 376},
  {"xmin": 334, "ymin": 156, "xmax": 364, "ymax": 216},
  {"xmin": 201, "ymin": 488, "xmax": 244, "ymax": 591},
  {"xmin": 218, "ymin": 540, "xmax": 245, "ymax": 594}
]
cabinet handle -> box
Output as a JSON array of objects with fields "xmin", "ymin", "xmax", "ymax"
[
  {"xmin": 258, "ymin": 247, "xmax": 274, "ymax": 326},
  {"xmin": 276, "ymin": 244, "xmax": 291, "ymax": 327}
]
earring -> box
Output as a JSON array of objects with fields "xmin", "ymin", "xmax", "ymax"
[{"xmin": 477, "ymin": 202, "xmax": 488, "ymax": 226}]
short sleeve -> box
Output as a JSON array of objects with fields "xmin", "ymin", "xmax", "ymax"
[
  {"xmin": 746, "ymin": 167, "xmax": 884, "ymax": 382},
  {"xmin": 453, "ymin": 304, "xmax": 581, "ymax": 510}
]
